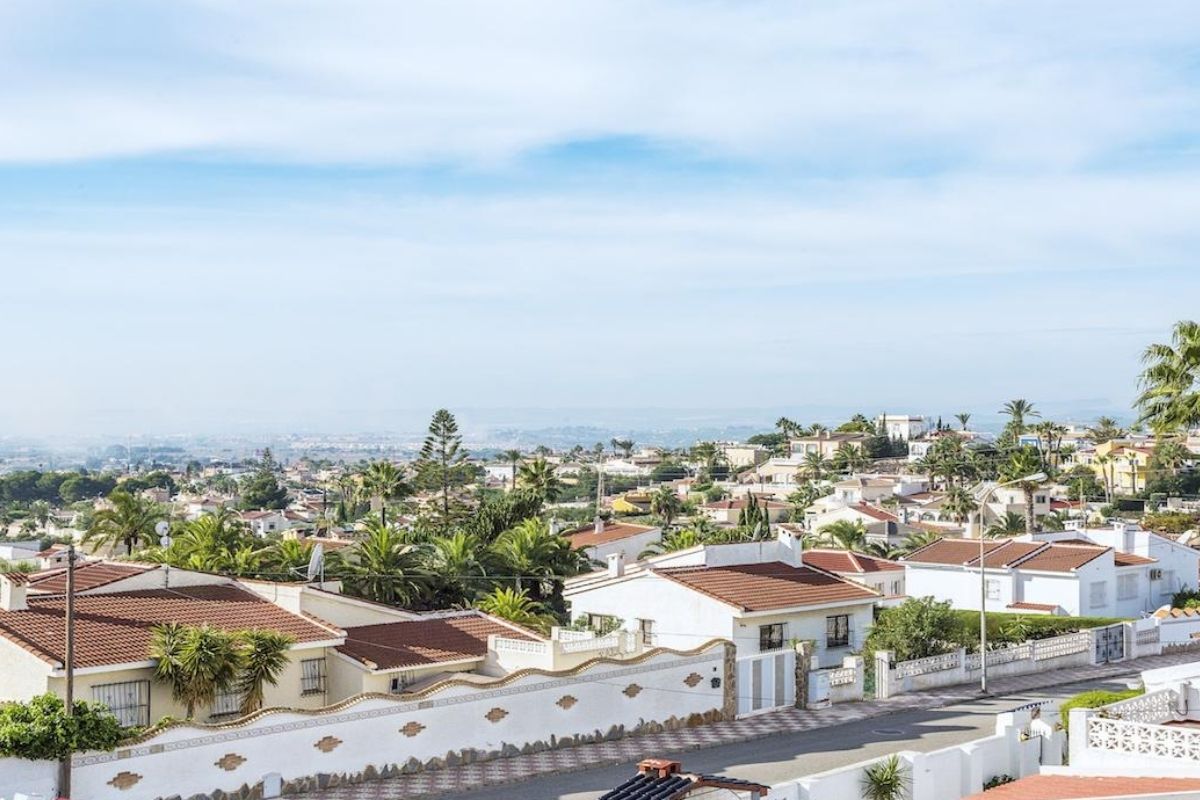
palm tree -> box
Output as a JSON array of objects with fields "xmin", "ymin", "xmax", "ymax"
[
  {"xmin": 942, "ymin": 485, "xmax": 978, "ymax": 524},
  {"xmin": 491, "ymin": 518, "xmax": 587, "ymax": 603},
  {"xmin": 28, "ymin": 501, "xmax": 51, "ymax": 531},
  {"xmin": 235, "ymin": 630, "xmax": 294, "ymax": 714},
  {"xmin": 1136, "ymin": 320, "xmax": 1200, "ymax": 434},
  {"xmin": 476, "ymin": 587, "xmax": 555, "ymax": 634},
  {"xmin": 1096, "ymin": 454, "xmax": 1115, "ymax": 502},
  {"xmin": 263, "ymin": 538, "xmax": 313, "ymax": 576},
  {"xmin": 954, "ymin": 413, "xmax": 971, "ymax": 431},
  {"xmin": 611, "ymin": 439, "xmax": 635, "ymax": 459},
  {"xmin": 639, "ymin": 527, "xmax": 706, "ymax": 558},
  {"xmin": 831, "ymin": 443, "xmax": 867, "ymax": 474},
  {"xmin": 899, "ymin": 530, "xmax": 943, "ymax": 555},
  {"xmin": 84, "ymin": 490, "xmax": 164, "ymax": 555},
  {"xmin": 985, "ymin": 511, "xmax": 1026, "ymax": 538},
  {"xmin": 649, "ymin": 486, "xmax": 682, "ymax": 529},
  {"xmin": 340, "ymin": 520, "xmax": 429, "ymax": 605},
  {"xmin": 1086, "ymin": 416, "xmax": 1126, "ymax": 445},
  {"xmin": 999, "ymin": 399, "xmax": 1039, "ymax": 433},
  {"xmin": 999, "ymin": 446, "xmax": 1045, "ymax": 534},
  {"xmin": 818, "ymin": 519, "xmax": 868, "ymax": 551},
  {"xmin": 801, "ymin": 451, "xmax": 831, "ymax": 482},
  {"xmin": 427, "ymin": 530, "xmax": 495, "ymax": 606},
  {"xmin": 691, "ymin": 441, "xmax": 721, "ymax": 476},
  {"xmin": 150, "ymin": 623, "xmax": 241, "ymax": 718},
  {"xmin": 500, "ymin": 449, "xmax": 523, "ymax": 491},
  {"xmin": 516, "ymin": 458, "xmax": 562, "ymax": 502},
  {"xmin": 358, "ymin": 460, "xmax": 409, "ymax": 527}
]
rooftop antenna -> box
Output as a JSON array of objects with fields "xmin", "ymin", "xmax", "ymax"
[{"xmin": 155, "ymin": 521, "xmax": 171, "ymax": 589}]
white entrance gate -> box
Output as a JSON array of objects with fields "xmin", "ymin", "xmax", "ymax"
[{"xmin": 736, "ymin": 649, "xmax": 796, "ymax": 717}]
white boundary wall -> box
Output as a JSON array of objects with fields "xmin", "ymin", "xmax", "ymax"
[
  {"xmin": 772, "ymin": 709, "xmax": 1057, "ymax": 800},
  {"xmin": 4, "ymin": 644, "xmax": 730, "ymax": 800}
]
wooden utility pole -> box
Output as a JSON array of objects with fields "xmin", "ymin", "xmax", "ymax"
[{"xmin": 58, "ymin": 544, "xmax": 76, "ymax": 800}]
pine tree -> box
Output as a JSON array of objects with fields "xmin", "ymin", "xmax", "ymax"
[{"xmin": 416, "ymin": 409, "xmax": 469, "ymax": 530}]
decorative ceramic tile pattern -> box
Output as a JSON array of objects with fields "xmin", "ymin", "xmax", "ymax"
[
  {"xmin": 683, "ymin": 672, "xmax": 703, "ymax": 687},
  {"xmin": 484, "ymin": 707, "xmax": 509, "ymax": 723},
  {"xmin": 107, "ymin": 771, "xmax": 143, "ymax": 790},
  {"xmin": 622, "ymin": 683, "xmax": 643, "ymax": 698},
  {"xmin": 556, "ymin": 695, "xmax": 578, "ymax": 710},
  {"xmin": 314, "ymin": 735, "xmax": 343, "ymax": 753},
  {"xmin": 400, "ymin": 721, "xmax": 426, "ymax": 738},
  {"xmin": 215, "ymin": 752, "xmax": 246, "ymax": 771}
]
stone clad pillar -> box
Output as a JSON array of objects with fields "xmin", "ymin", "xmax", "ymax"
[{"xmin": 794, "ymin": 640, "xmax": 814, "ymax": 709}]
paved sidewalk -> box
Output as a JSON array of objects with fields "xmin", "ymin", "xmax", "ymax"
[{"xmin": 312, "ymin": 651, "xmax": 1197, "ymax": 800}]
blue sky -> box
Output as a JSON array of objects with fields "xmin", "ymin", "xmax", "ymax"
[{"xmin": 2, "ymin": 1, "xmax": 1200, "ymax": 436}]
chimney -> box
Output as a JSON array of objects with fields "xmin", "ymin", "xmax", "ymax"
[
  {"xmin": 607, "ymin": 552, "xmax": 625, "ymax": 578},
  {"xmin": 638, "ymin": 759, "xmax": 683, "ymax": 779},
  {"xmin": 777, "ymin": 527, "xmax": 803, "ymax": 567},
  {"xmin": 0, "ymin": 573, "xmax": 29, "ymax": 612}
]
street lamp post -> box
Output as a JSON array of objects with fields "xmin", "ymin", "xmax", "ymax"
[{"xmin": 973, "ymin": 472, "xmax": 1046, "ymax": 695}]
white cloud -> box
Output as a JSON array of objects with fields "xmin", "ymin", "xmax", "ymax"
[{"xmin": 1, "ymin": 0, "xmax": 1197, "ymax": 167}]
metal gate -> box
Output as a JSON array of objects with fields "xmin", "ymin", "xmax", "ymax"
[
  {"xmin": 736, "ymin": 649, "xmax": 796, "ymax": 717},
  {"xmin": 1093, "ymin": 624, "xmax": 1125, "ymax": 663}
]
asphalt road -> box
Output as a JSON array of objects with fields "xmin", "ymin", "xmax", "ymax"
[{"xmin": 451, "ymin": 676, "xmax": 1135, "ymax": 800}]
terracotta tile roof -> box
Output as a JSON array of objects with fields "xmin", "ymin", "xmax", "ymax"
[
  {"xmin": 0, "ymin": 585, "xmax": 338, "ymax": 668},
  {"xmin": 903, "ymin": 538, "xmax": 1008, "ymax": 566},
  {"xmin": 655, "ymin": 562, "xmax": 878, "ymax": 612},
  {"xmin": 1016, "ymin": 543, "xmax": 1109, "ymax": 573},
  {"xmin": 851, "ymin": 503, "xmax": 898, "ymax": 522},
  {"xmin": 1154, "ymin": 606, "xmax": 1200, "ymax": 619},
  {"xmin": 565, "ymin": 522, "xmax": 658, "ymax": 548},
  {"xmin": 802, "ymin": 549, "xmax": 903, "ymax": 574},
  {"xmin": 27, "ymin": 562, "xmax": 153, "ymax": 594},
  {"xmin": 1113, "ymin": 551, "xmax": 1156, "ymax": 566},
  {"xmin": 336, "ymin": 612, "xmax": 539, "ymax": 670},
  {"xmin": 964, "ymin": 774, "xmax": 1200, "ymax": 799},
  {"xmin": 1006, "ymin": 601, "xmax": 1060, "ymax": 612},
  {"xmin": 701, "ymin": 498, "xmax": 788, "ymax": 510},
  {"xmin": 903, "ymin": 538, "xmax": 1112, "ymax": 574}
]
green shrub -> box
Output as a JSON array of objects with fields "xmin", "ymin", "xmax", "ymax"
[
  {"xmin": 983, "ymin": 774, "xmax": 1015, "ymax": 790},
  {"xmin": 950, "ymin": 611, "xmax": 1125, "ymax": 650},
  {"xmin": 1060, "ymin": 688, "xmax": 1143, "ymax": 731},
  {"xmin": 0, "ymin": 693, "xmax": 125, "ymax": 760},
  {"xmin": 865, "ymin": 598, "xmax": 969, "ymax": 662},
  {"xmin": 1171, "ymin": 588, "xmax": 1200, "ymax": 610}
]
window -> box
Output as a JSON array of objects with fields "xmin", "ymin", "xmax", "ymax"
[
  {"xmin": 758, "ymin": 623, "xmax": 785, "ymax": 652},
  {"xmin": 586, "ymin": 613, "xmax": 618, "ymax": 634},
  {"xmin": 638, "ymin": 619, "xmax": 656, "ymax": 647},
  {"xmin": 300, "ymin": 657, "xmax": 326, "ymax": 695},
  {"xmin": 1117, "ymin": 574, "xmax": 1138, "ymax": 601},
  {"xmin": 889, "ymin": 580, "xmax": 902, "ymax": 596},
  {"xmin": 92, "ymin": 680, "xmax": 150, "ymax": 728},
  {"xmin": 985, "ymin": 579, "xmax": 1001, "ymax": 601},
  {"xmin": 1035, "ymin": 495, "xmax": 1047, "ymax": 505},
  {"xmin": 210, "ymin": 686, "xmax": 244, "ymax": 719},
  {"xmin": 1089, "ymin": 581, "xmax": 1108, "ymax": 610},
  {"xmin": 826, "ymin": 615, "xmax": 851, "ymax": 648}
]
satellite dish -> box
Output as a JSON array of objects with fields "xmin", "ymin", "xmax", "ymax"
[
  {"xmin": 305, "ymin": 543, "xmax": 325, "ymax": 581},
  {"xmin": 155, "ymin": 521, "xmax": 170, "ymax": 536}
]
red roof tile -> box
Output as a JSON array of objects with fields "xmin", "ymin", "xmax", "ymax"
[
  {"xmin": 851, "ymin": 503, "xmax": 898, "ymax": 522},
  {"xmin": 1015, "ymin": 543, "xmax": 1109, "ymax": 573},
  {"xmin": 655, "ymin": 562, "xmax": 878, "ymax": 612},
  {"xmin": 28, "ymin": 562, "xmax": 153, "ymax": 594},
  {"xmin": 565, "ymin": 522, "xmax": 658, "ymax": 548},
  {"xmin": 0, "ymin": 585, "xmax": 338, "ymax": 668},
  {"xmin": 903, "ymin": 538, "xmax": 1112, "ymax": 574},
  {"xmin": 336, "ymin": 613, "xmax": 539, "ymax": 670},
  {"xmin": 1113, "ymin": 552, "xmax": 1156, "ymax": 566},
  {"xmin": 903, "ymin": 538, "xmax": 1008, "ymax": 566},
  {"xmin": 964, "ymin": 774, "xmax": 1200, "ymax": 800},
  {"xmin": 802, "ymin": 549, "xmax": 903, "ymax": 574}
]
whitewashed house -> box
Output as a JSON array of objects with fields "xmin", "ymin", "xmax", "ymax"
[
  {"xmin": 562, "ymin": 519, "xmax": 662, "ymax": 564},
  {"xmin": 801, "ymin": 549, "xmax": 906, "ymax": 602},
  {"xmin": 901, "ymin": 533, "xmax": 1187, "ymax": 618},
  {"xmin": 240, "ymin": 510, "xmax": 290, "ymax": 537},
  {"xmin": 563, "ymin": 530, "xmax": 879, "ymax": 668},
  {"xmin": 876, "ymin": 414, "xmax": 928, "ymax": 441}
]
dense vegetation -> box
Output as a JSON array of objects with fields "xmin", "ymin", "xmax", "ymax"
[{"xmin": 0, "ymin": 694, "xmax": 125, "ymax": 760}]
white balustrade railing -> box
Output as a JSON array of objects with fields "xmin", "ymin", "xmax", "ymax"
[
  {"xmin": 1086, "ymin": 716, "xmax": 1200, "ymax": 761},
  {"xmin": 492, "ymin": 637, "xmax": 550, "ymax": 655},
  {"xmin": 1103, "ymin": 689, "xmax": 1179, "ymax": 725},
  {"xmin": 895, "ymin": 650, "xmax": 961, "ymax": 679},
  {"xmin": 555, "ymin": 628, "xmax": 594, "ymax": 642},
  {"xmin": 560, "ymin": 632, "xmax": 625, "ymax": 654},
  {"xmin": 1031, "ymin": 631, "xmax": 1090, "ymax": 661},
  {"xmin": 828, "ymin": 667, "xmax": 857, "ymax": 687}
]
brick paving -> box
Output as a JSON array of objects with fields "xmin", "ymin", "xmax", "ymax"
[{"xmin": 310, "ymin": 651, "xmax": 1198, "ymax": 799}]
